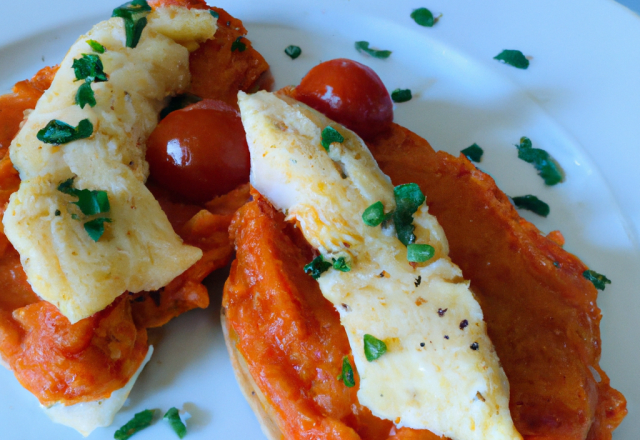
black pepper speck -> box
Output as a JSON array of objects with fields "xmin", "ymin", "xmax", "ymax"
[
  {"xmin": 444, "ymin": 335, "xmax": 449, "ymax": 340},
  {"xmin": 420, "ymin": 342, "xmax": 425, "ymax": 347},
  {"xmin": 460, "ymin": 319, "xmax": 469, "ymax": 330},
  {"xmin": 470, "ymin": 342, "xmax": 479, "ymax": 350},
  {"xmin": 414, "ymin": 276, "xmax": 422, "ymax": 287},
  {"xmin": 437, "ymin": 308, "xmax": 448, "ymax": 317}
]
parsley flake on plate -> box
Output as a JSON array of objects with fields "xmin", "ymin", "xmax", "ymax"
[
  {"xmin": 37, "ymin": 119, "xmax": 93, "ymax": 145},
  {"xmin": 583, "ymin": 269, "xmax": 612, "ymax": 291},
  {"xmin": 72, "ymin": 54, "xmax": 108, "ymax": 83},
  {"xmin": 114, "ymin": 409, "xmax": 155, "ymax": 440},
  {"xmin": 338, "ymin": 356, "xmax": 356, "ymax": 387},
  {"xmin": 164, "ymin": 407, "xmax": 187, "ymax": 439},
  {"xmin": 362, "ymin": 201, "xmax": 385, "ymax": 227},
  {"xmin": 461, "ymin": 143, "xmax": 483, "ymax": 162},
  {"xmin": 494, "ymin": 49, "xmax": 530, "ymax": 69},
  {"xmin": 112, "ymin": 0, "xmax": 152, "ymax": 49},
  {"xmin": 512, "ymin": 195, "xmax": 550, "ymax": 217},
  {"xmin": 321, "ymin": 126, "xmax": 345, "ymax": 151},
  {"xmin": 209, "ymin": 10, "xmax": 219, "ymax": 19},
  {"xmin": 75, "ymin": 82, "xmax": 96, "ymax": 109},
  {"xmin": 284, "ymin": 45, "xmax": 302, "ymax": 59},
  {"xmin": 86, "ymin": 39, "xmax": 105, "ymax": 53},
  {"xmin": 355, "ymin": 41, "xmax": 392, "ymax": 59},
  {"xmin": 516, "ymin": 137, "xmax": 563, "ymax": 185},
  {"xmin": 84, "ymin": 217, "xmax": 112, "ymax": 242},
  {"xmin": 304, "ymin": 255, "xmax": 332, "ymax": 279},
  {"xmin": 411, "ymin": 7, "xmax": 440, "ymax": 27},
  {"xmin": 391, "ymin": 88, "xmax": 412, "ymax": 103},
  {"xmin": 393, "ymin": 183, "xmax": 425, "ymax": 246},
  {"xmin": 364, "ymin": 334, "xmax": 388, "ymax": 361},
  {"xmin": 407, "ymin": 243, "xmax": 435, "ymax": 263}
]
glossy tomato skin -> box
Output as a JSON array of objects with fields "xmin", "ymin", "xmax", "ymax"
[
  {"xmin": 147, "ymin": 99, "xmax": 250, "ymax": 203},
  {"xmin": 294, "ymin": 58, "xmax": 393, "ymax": 140}
]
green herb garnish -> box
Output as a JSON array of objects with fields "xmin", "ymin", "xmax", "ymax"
[
  {"xmin": 364, "ymin": 334, "xmax": 387, "ymax": 361},
  {"xmin": 75, "ymin": 82, "xmax": 96, "ymax": 109},
  {"xmin": 114, "ymin": 409, "xmax": 155, "ymax": 440},
  {"xmin": 37, "ymin": 119, "xmax": 93, "ymax": 145},
  {"xmin": 86, "ymin": 39, "xmax": 105, "ymax": 53},
  {"xmin": 304, "ymin": 255, "xmax": 332, "ymax": 279},
  {"xmin": 321, "ymin": 126, "xmax": 345, "ymax": 151},
  {"xmin": 583, "ymin": 269, "xmax": 612, "ymax": 291},
  {"xmin": 494, "ymin": 49, "xmax": 530, "ymax": 69},
  {"xmin": 164, "ymin": 407, "xmax": 187, "ymax": 439},
  {"xmin": 209, "ymin": 10, "xmax": 219, "ymax": 19},
  {"xmin": 72, "ymin": 54, "xmax": 108, "ymax": 83},
  {"xmin": 338, "ymin": 356, "xmax": 355, "ymax": 387},
  {"xmin": 355, "ymin": 41, "xmax": 392, "ymax": 59},
  {"xmin": 461, "ymin": 143, "xmax": 483, "ymax": 162},
  {"xmin": 332, "ymin": 257, "xmax": 351, "ymax": 272},
  {"xmin": 55, "ymin": 209, "xmax": 61, "ymax": 216},
  {"xmin": 512, "ymin": 195, "xmax": 550, "ymax": 217},
  {"xmin": 112, "ymin": 0, "xmax": 152, "ymax": 49},
  {"xmin": 391, "ymin": 88, "xmax": 412, "ymax": 103},
  {"xmin": 84, "ymin": 217, "xmax": 112, "ymax": 242},
  {"xmin": 231, "ymin": 36, "xmax": 247, "ymax": 52},
  {"xmin": 411, "ymin": 8, "xmax": 439, "ymax": 27},
  {"xmin": 284, "ymin": 45, "xmax": 302, "ymax": 59},
  {"xmin": 393, "ymin": 183, "xmax": 425, "ymax": 246},
  {"xmin": 362, "ymin": 201, "xmax": 385, "ymax": 227},
  {"xmin": 516, "ymin": 137, "xmax": 563, "ymax": 186},
  {"xmin": 58, "ymin": 178, "xmax": 110, "ymax": 216},
  {"xmin": 407, "ymin": 244, "xmax": 435, "ymax": 263}
]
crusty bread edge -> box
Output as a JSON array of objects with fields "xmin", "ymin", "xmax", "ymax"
[{"xmin": 221, "ymin": 310, "xmax": 284, "ymax": 440}]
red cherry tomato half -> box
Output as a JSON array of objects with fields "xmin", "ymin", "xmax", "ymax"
[
  {"xmin": 146, "ymin": 99, "xmax": 250, "ymax": 203},
  {"xmin": 294, "ymin": 58, "xmax": 393, "ymax": 140}
]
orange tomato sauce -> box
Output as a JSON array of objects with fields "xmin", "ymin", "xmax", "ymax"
[
  {"xmin": 224, "ymin": 121, "xmax": 626, "ymax": 438},
  {"xmin": 0, "ymin": 0, "xmax": 266, "ymax": 406}
]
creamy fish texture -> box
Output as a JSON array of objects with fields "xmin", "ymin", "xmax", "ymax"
[
  {"xmin": 239, "ymin": 91, "xmax": 522, "ymax": 440},
  {"xmin": 3, "ymin": 6, "xmax": 216, "ymax": 323}
]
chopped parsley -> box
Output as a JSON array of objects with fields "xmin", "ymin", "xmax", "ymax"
[
  {"xmin": 461, "ymin": 143, "xmax": 483, "ymax": 162},
  {"xmin": 512, "ymin": 195, "xmax": 550, "ymax": 217},
  {"xmin": 84, "ymin": 217, "xmax": 112, "ymax": 242},
  {"xmin": 58, "ymin": 178, "xmax": 110, "ymax": 216},
  {"xmin": 516, "ymin": 137, "xmax": 563, "ymax": 185},
  {"xmin": 338, "ymin": 356, "xmax": 355, "ymax": 387},
  {"xmin": 407, "ymin": 243, "xmax": 435, "ymax": 263},
  {"xmin": 75, "ymin": 82, "xmax": 97, "ymax": 109},
  {"xmin": 411, "ymin": 8, "xmax": 440, "ymax": 27},
  {"xmin": 37, "ymin": 119, "xmax": 93, "ymax": 145},
  {"xmin": 58, "ymin": 178, "xmax": 112, "ymax": 241},
  {"xmin": 393, "ymin": 183, "xmax": 425, "ymax": 246},
  {"xmin": 363, "ymin": 334, "xmax": 387, "ymax": 361},
  {"xmin": 72, "ymin": 54, "xmax": 108, "ymax": 83},
  {"xmin": 284, "ymin": 45, "xmax": 302, "ymax": 59},
  {"xmin": 86, "ymin": 39, "xmax": 106, "ymax": 53},
  {"xmin": 112, "ymin": 0, "xmax": 152, "ymax": 49},
  {"xmin": 332, "ymin": 256, "xmax": 351, "ymax": 272},
  {"xmin": 355, "ymin": 41, "xmax": 392, "ymax": 59},
  {"xmin": 164, "ymin": 407, "xmax": 187, "ymax": 439},
  {"xmin": 231, "ymin": 36, "xmax": 247, "ymax": 52},
  {"xmin": 494, "ymin": 49, "xmax": 530, "ymax": 69},
  {"xmin": 55, "ymin": 209, "xmax": 61, "ymax": 216},
  {"xmin": 321, "ymin": 126, "xmax": 345, "ymax": 151},
  {"xmin": 304, "ymin": 255, "xmax": 332, "ymax": 279},
  {"xmin": 362, "ymin": 201, "xmax": 385, "ymax": 226},
  {"xmin": 391, "ymin": 88, "xmax": 412, "ymax": 103},
  {"xmin": 114, "ymin": 409, "xmax": 155, "ymax": 440},
  {"xmin": 583, "ymin": 269, "xmax": 612, "ymax": 291},
  {"xmin": 209, "ymin": 10, "xmax": 219, "ymax": 19}
]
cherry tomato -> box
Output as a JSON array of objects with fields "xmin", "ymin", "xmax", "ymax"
[
  {"xmin": 147, "ymin": 99, "xmax": 250, "ymax": 203},
  {"xmin": 294, "ymin": 58, "xmax": 393, "ymax": 140}
]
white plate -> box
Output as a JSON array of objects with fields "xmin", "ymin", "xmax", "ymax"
[{"xmin": 0, "ymin": 1, "xmax": 638, "ymax": 439}]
